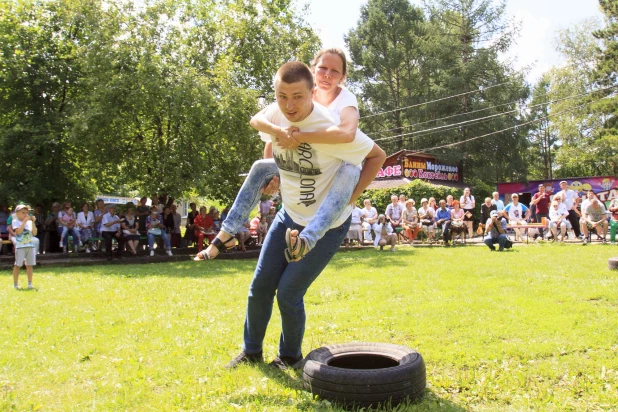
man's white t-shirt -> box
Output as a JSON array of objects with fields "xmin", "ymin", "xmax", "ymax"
[
  {"xmin": 260, "ymin": 102, "xmax": 374, "ymax": 228},
  {"xmin": 350, "ymin": 207, "xmax": 366, "ymax": 225},
  {"xmin": 560, "ymin": 189, "xmax": 579, "ymax": 210},
  {"xmin": 549, "ymin": 205, "xmax": 567, "ymax": 221},
  {"xmin": 505, "ymin": 202, "xmax": 528, "ymax": 221},
  {"xmin": 363, "ymin": 206, "xmax": 378, "ymax": 221}
]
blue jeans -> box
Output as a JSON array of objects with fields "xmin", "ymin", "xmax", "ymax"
[
  {"xmin": 243, "ymin": 210, "xmax": 351, "ymax": 358},
  {"xmin": 484, "ymin": 234, "xmax": 508, "ymax": 251},
  {"xmin": 148, "ymin": 231, "xmax": 171, "ymax": 250},
  {"xmin": 221, "ymin": 159, "xmax": 360, "ymax": 250},
  {"xmin": 61, "ymin": 227, "xmax": 80, "ymax": 245}
]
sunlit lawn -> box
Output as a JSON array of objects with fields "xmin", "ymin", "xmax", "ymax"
[{"xmin": 2, "ymin": 244, "xmax": 618, "ymax": 411}]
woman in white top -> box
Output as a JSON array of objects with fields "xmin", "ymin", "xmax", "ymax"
[
  {"xmin": 460, "ymin": 187, "xmax": 476, "ymax": 239},
  {"xmin": 361, "ymin": 199, "xmax": 378, "ymax": 243},
  {"xmin": 77, "ymin": 202, "xmax": 95, "ymax": 253},
  {"xmin": 197, "ymin": 48, "xmax": 380, "ymax": 262}
]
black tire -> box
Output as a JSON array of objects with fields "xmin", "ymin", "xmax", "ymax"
[
  {"xmin": 610, "ymin": 257, "xmax": 618, "ymax": 270},
  {"xmin": 302, "ymin": 342, "xmax": 426, "ymax": 407}
]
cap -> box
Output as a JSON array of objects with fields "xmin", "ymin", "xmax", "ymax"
[
  {"xmin": 420, "ymin": 198, "xmax": 428, "ymax": 204},
  {"xmin": 559, "ymin": 180, "xmax": 568, "ymax": 185},
  {"xmin": 490, "ymin": 210, "xmax": 499, "ymax": 217},
  {"xmin": 14, "ymin": 204, "xmax": 31, "ymax": 212}
]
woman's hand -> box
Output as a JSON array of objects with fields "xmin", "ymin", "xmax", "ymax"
[{"xmin": 275, "ymin": 127, "xmax": 301, "ymax": 150}]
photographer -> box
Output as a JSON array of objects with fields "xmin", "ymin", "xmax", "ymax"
[{"xmin": 484, "ymin": 210, "xmax": 511, "ymax": 251}]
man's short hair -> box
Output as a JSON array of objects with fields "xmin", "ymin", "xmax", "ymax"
[{"xmin": 276, "ymin": 61, "xmax": 314, "ymax": 90}]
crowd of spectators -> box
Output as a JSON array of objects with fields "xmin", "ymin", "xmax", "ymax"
[{"xmin": 344, "ymin": 183, "xmax": 618, "ymax": 251}]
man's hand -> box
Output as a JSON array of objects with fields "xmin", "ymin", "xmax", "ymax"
[
  {"xmin": 260, "ymin": 176, "xmax": 280, "ymax": 197},
  {"xmin": 31, "ymin": 215, "xmax": 36, "ymax": 223}
]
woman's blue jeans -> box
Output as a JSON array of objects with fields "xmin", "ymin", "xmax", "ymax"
[
  {"xmin": 243, "ymin": 210, "xmax": 351, "ymax": 358},
  {"xmin": 61, "ymin": 227, "xmax": 80, "ymax": 245},
  {"xmin": 148, "ymin": 231, "xmax": 171, "ymax": 250},
  {"xmin": 221, "ymin": 159, "xmax": 360, "ymax": 250}
]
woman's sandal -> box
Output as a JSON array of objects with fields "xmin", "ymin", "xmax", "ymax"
[
  {"xmin": 285, "ymin": 228, "xmax": 310, "ymax": 262},
  {"xmin": 194, "ymin": 233, "xmax": 236, "ymax": 261}
]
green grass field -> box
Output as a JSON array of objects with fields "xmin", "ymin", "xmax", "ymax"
[{"xmin": 2, "ymin": 244, "xmax": 618, "ymax": 411}]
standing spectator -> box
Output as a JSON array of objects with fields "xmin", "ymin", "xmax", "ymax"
[
  {"xmin": 435, "ymin": 200, "xmax": 451, "ymax": 244},
  {"xmin": 479, "ymin": 197, "xmax": 496, "ymax": 236},
  {"xmin": 418, "ymin": 198, "xmax": 436, "ymax": 243},
  {"xmin": 460, "ymin": 187, "xmax": 475, "ymax": 239},
  {"xmin": 44, "ymin": 202, "xmax": 61, "ymax": 253},
  {"xmin": 162, "ymin": 206, "xmax": 176, "ymax": 242},
  {"xmin": 34, "ymin": 205, "xmax": 45, "ymax": 254},
  {"xmin": 373, "ymin": 214, "xmax": 397, "ymax": 251},
  {"xmin": 77, "ymin": 202, "xmax": 95, "ymax": 253},
  {"xmin": 530, "ymin": 184, "xmax": 551, "ymax": 238},
  {"xmin": 136, "ymin": 197, "xmax": 150, "ymax": 233},
  {"xmin": 581, "ymin": 198, "xmax": 608, "ymax": 244},
  {"xmin": 170, "ymin": 204, "xmax": 183, "ymax": 248},
  {"xmin": 385, "ymin": 195, "xmax": 403, "ymax": 230},
  {"xmin": 446, "ymin": 195, "xmax": 454, "ymax": 209},
  {"xmin": 504, "ymin": 194, "xmax": 531, "ymax": 242},
  {"xmin": 101, "ymin": 205, "xmax": 125, "ymax": 260},
  {"xmin": 398, "ymin": 194, "xmax": 407, "ymax": 211},
  {"xmin": 345, "ymin": 203, "xmax": 365, "ymax": 248},
  {"xmin": 122, "ymin": 206, "xmax": 141, "ymax": 255},
  {"xmin": 184, "ymin": 203, "xmax": 198, "ymax": 247},
  {"xmin": 491, "ymin": 192, "xmax": 505, "ymax": 213},
  {"xmin": 484, "ymin": 210, "xmax": 509, "ymax": 251},
  {"xmin": 265, "ymin": 206, "xmax": 277, "ymax": 228},
  {"xmin": 256, "ymin": 215, "xmax": 269, "ymax": 246},
  {"xmin": 11, "ymin": 205, "xmax": 37, "ymax": 289},
  {"xmin": 401, "ymin": 199, "xmax": 419, "ymax": 244},
  {"xmin": 259, "ymin": 196, "xmax": 273, "ymax": 217},
  {"xmin": 361, "ymin": 199, "xmax": 378, "ymax": 243},
  {"xmin": 194, "ymin": 206, "xmax": 215, "ymax": 252},
  {"xmin": 557, "ymin": 181, "xmax": 581, "ymax": 237},
  {"xmin": 146, "ymin": 209, "xmax": 173, "ymax": 256},
  {"xmin": 151, "ymin": 196, "xmax": 163, "ymax": 214},
  {"xmin": 608, "ymin": 198, "xmax": 618, "ymax": 245}
]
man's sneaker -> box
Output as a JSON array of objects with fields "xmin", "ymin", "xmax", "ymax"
[
  {"xmin": 13, "ymin": 285, "xmax": 19, "ymax": 290},
  {"xmin": 166, "ymin": 250, "xmax": 173, "ymax": 256},
  {"xmin": 59, "ymin": 241, "xmax": 63, "ymax": 248},
  {"xmin": 583, "ymin": 238, "xmax": 588, "ymax": 245},
  {"xmin": 268, "ymin": 355, "xmax": 304, "ymax": 371},
  {"xmin": 85, "ymin": 247, "xmax": 91, "ymax": 253},
  {"xmin": 150, "ymin": 250, "xmax": 155, "ymax": 257},
  {"xmin": 225, "ymin": 351, "xmax": 263, "ymax": 369}
]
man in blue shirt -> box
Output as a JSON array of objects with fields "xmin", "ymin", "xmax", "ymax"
[{"xmin": 435, "ymin": 200, "xmax": 452, "ymax": 245}]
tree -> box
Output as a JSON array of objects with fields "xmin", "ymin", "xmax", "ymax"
[
  {"xmin": 346, "ymin": 0, "xmax": 529, "ymax": 186},
  {"xmin": 527, "ymin": 75, "xmax": 557, "ymax": 180},
  {"xmin": 592, "ymin": 0, "xmax": 618, "ymax": 176}
]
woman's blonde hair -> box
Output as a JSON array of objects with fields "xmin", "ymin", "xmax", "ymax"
[{"xmin": 311, "ymin": 48, "xmax": 347, "ymax": 77}]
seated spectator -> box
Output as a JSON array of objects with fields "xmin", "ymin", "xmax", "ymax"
[
  {"xmin": 256, "ymin": 215, "xmax": 269, "ymax": 246},
  {"xmin": 446, "ymin": 195, "xmax": 454, "ymax": 209},
  {"xmin": 59, "ymin": 206, "xmax": 82, "ymax": 253},
  {"xmin": 361, "ymin": 199, "xmax": 378, "ymax": 243},
  {"xmin": 170, "ymin": 204, "xmax": 183, "ymax": 248},
  {"xmin": 435, "ymin": 200, "xmax": 451, "ymax": 244},
  {"xmin": 479, "ymin": 197, "xmax": 496, "ymax": 236},
  {"xmin": 0, "ymin": 204, "xmax": 9, "ymax": 236},
  {"xmin": 373, "ymin": 214, "xmax": 397, "ymax": 251},
  {"xmin": 146, "ymin": 209, "xmax": 172, "ymax": 256},
  {"xmin": 345, "ymin": 203, "xmax": 365, "ymax": 248},
  {"xmin": 236, "ymin": 219, "xmax": 251, "ymax": 252},
  {"xmin": 484, "ymin": 210, "xmax": 509, "ymax": 251},
  {"xmin": 194, "ymin": 206, "xmax": 215, "ymax": 252},
  {"xmin": 213, "ymin": 210, "xmax": 222, "ymax": 232},
  {"xmin": 184, "ymin": 203, "xmax": 198, "ymax": 247},
  {"xmin": 250, "ymin": 214, "xmax": 260, "ymax": 231},
  {"xmin": 428, "ymin": 197, "xmax": 438, "ymax": 212},
  {"xmin": 220, "ymin": 206, "xmax": 230, "ymax": 222},
  {"xmin": 418, "ymin": 198, "xmax": 436, "ymax": 243},
  {"xmin": 398, "ymin": 194, "xmax": 407, "ymax": 211},
  {"xmin": 101, "ymin": 205, "xmax": 125, "ymax": 260},
  {"xmin": 609, "ymin": 198, "xmax": 618, "ymax": 245},
  {"xmin": 77, "ymin": 202, "xmax": 95, "ymax": 253},
  {"xmin": 401, "ymin": 199, "xmax": 419, "ymax": 244},
  {"xmin": 504, "ymin": 194, "xmax": 530, "ymax": 242},
  {"xmin": 385, "ymin": 195, "xmax": 403, "ymax": 230},
  {"xmin": 122, "ymin": 206, "xmax": 141, "ymax": 255},
  {"xmin": 580, "ymin": 197, "xmax": 608, "ymax": 244},
  {"xmin": 92, "ymin": 199, "xmax": 106, "ymax": 251},
  {"xmin": 34, "ymin": 204, "xmax": 45, "ymax": 254},
  {"xmin": 548, "ymin": 200, "xmax": 571, "ymax": 242},
  {"xmin": 450, "ymin": 200, "xmax": 467, "ymax": 243}
]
